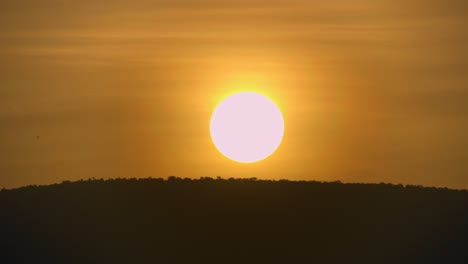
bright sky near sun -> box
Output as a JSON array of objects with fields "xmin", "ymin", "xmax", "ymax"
[{"xmin": 1, "ymin": 0, "xmax": 468, "ymax": 189}]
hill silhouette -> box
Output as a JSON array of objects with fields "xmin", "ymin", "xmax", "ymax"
[{"xmin": 1, "ymin": 177, "xmax": 468, "ymax": 263}]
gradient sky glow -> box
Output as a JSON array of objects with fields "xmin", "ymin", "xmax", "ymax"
[{"xmin": 1, "ymin": 0, "xmax": 468, "ymax": 188}]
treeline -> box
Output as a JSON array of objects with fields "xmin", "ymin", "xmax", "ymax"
[
  {"xmin": 1, "ymin": 177, "xmax": 468, "ymax": 263},
  {"xmin": 2, "ymin": 176, "xmax": 465, "ymax": 193}
]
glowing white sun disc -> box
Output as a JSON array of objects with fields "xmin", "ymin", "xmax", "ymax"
[{"xmin": 210, "ymin": 92, "xmax": 284, "ymax": 163}]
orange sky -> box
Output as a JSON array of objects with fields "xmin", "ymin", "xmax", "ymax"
[{"xmin": 1, "ymin": 0, "xmax": 468, "ymax": 189}]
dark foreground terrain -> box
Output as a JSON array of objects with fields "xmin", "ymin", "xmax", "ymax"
[{"xmin": 1, "ymin": 177, "xmax": 468, "ymax": 263}]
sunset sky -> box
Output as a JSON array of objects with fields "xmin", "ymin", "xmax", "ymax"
[{"xmin": 1, "ymin": 0, "xmax": 467, "ymax": 189}]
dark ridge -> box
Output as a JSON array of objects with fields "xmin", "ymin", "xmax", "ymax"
[
  {"xmin": 3, "ymin": 176, "xmax": 467, "ymax": 192},
  {"xmin": 1, "ymin": 177, "xmax": 468, "ymax": 263}
]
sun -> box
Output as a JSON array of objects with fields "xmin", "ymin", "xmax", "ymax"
[{"xmin": 210, "ymin": 92, "xmax": 285, "ymax": 163}]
